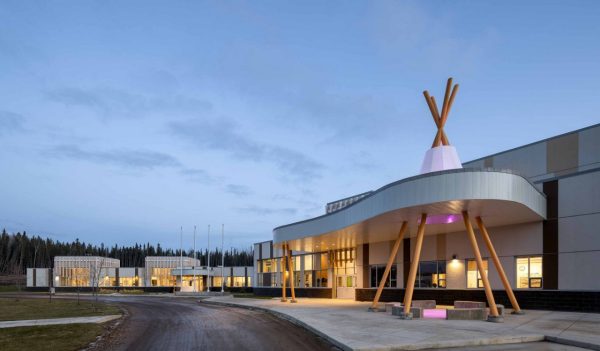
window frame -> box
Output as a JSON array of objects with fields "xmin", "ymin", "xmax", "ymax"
[
  {"xmin": 416, "ymin": 260, "xmax": 447, "ymax": 289},
  {"xmin": 466, "ymin": 259, "xmax": 489, "ymax": 289},
  {"xmin": 515, "ymin": 256, "xmax": 543, "ymax": 289}
]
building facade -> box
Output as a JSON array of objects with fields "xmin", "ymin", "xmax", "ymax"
[
  {"xmin": 27, "ymin": 255, "xmax": 253, "ymax": 292},
  {"xmin": 254, "ymin": 123, "xmax": 600, "ymax": 311}
]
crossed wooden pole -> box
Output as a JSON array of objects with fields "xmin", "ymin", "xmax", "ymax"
[{"xmin": 423, "ymin": 78, "xmax": 459, "ymax": 148}]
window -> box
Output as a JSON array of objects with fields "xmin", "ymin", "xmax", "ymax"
[
  {"xmin": 467, "ymin": 259, "xmax": 488, "ymax": 288},
  {"xmin": 315, "ymin": 270, "xmax": 328, "ymax": 287},
  {"xmin": 516, "ymin": 256, "xmax": 543, "ymax": 288},
  {"xmin": 417, "ymin": 261, "xmax": 446, "ymax": 288},
  {"xmin": 369, "ymin": 265, "xmax": 397, "ymax": 288}
]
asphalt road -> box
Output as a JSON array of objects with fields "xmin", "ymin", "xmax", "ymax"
[{"xmin": 94, "ymin": 296, "xmax": 335, "ymax": 351}]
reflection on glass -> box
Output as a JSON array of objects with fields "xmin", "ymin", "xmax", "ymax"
[{"xmin": 467, "ymin": 260, "xmax": 488, "ymax": 288}]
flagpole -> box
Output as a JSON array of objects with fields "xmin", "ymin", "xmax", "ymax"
[
  {"xmin": 193, "ymin": 225, "xmax": 196, "ymax": 293},
  {"xmin": 207, "ymin": 224, "xmax": 211, "ymax": 292},
  {"xmin": 180, "ymin": 226, "xmax": 183, "ymax": 294},
  {"xmin": 221, "ymin": 224, "xmax": 225, "ymax": 293}
]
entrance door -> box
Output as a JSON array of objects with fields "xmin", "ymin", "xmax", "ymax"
[{"xmin": 336, "ymin": 275, "xmax": 356, "ymax": 299}]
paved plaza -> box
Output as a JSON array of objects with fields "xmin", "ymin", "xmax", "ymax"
[{"xmin": 204, "ymin": 297, "xmax": 600, "ymax": 351}]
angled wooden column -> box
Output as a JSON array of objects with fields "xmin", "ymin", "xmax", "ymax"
[
  {"xmin": 280, "ymin": 244, "xmax": 287, "ymax": 302},
  {"xmin": 476, "ymin": 216, "xmax": 522, "ymax": 314},
  {"xmin": 462, "ymin": 211, "xmax": 500, "ymax": 318},
  {"xmin": 287, "ymin": 245, "xmax": 297, "ymax": 303},
  {"xmin": 403, "ymin": 214, "xmax": 428, "ymax": 315},
  {"xmin": 370, "ymin": 221, "xmax": 408, "ymax": 310}
]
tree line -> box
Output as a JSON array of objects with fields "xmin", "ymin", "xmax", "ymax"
[{"xmin": 0, "ymin": 229, "xmax": 254, "ymax": 275}]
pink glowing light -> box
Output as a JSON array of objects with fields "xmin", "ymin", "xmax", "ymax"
[
  {"xmin": 423, "ymin": 308, "xmax": 447, "ymax": 319},
  {"xmin": 418, "ymin": 214, "xmax": 462, "ymax": 225}
]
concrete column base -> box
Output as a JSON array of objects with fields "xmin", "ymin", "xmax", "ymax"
[
  {"xmin": 487, "ymin": 315, "xmax": 504, "ymax": 323},
  {"xmin": 368, "ymin": 306, "xmax": 386, "ymax": 312},
  {"xmin": 398, "ymin": 312, "xmax": 413, "ymax": 320},
  {"xmin": 511, "ymin": 310, "xmax": 525, "ymax": 315}
]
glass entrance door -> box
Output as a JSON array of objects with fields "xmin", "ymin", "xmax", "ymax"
[{"xmin": 336, "ymin": 274, "xmax": 356, "ymax": 299}]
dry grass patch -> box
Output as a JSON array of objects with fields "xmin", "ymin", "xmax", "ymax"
[{"xmin": 0, "ymin": 298, "xmax": 120, "ymax": 321}]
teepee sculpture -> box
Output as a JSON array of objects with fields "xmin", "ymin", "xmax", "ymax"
[{"xmin": 420, "ymin": 78, "xmax": 463, "ymax": 174}]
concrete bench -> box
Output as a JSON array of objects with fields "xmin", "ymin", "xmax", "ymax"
[
  {"xmin": 412, "ymin": 300, "xmax": 436, "ymax": 309},
  {"xmin": 454, "ymin": 301, "xmax": 486, "ymax": 309},
  {"xmin": 447, "ymin": 307, "xmax": 488, "ymax": 320},
  {"xmin": 392, "ymin": 305, "xmax": 423, "ymax": 318},
  {"xmin": 385, "ymin": 302, "xmax": 401, "ymax": 313}
]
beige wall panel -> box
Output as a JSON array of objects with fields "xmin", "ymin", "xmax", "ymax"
[
  {"xmin": 559, "ymin": 213, "xmax": 600, "ymax": 253},
  {"xmin": 369, "ymin": 241, "xmax": 390, "ymax": 265},
  {"xmin": 463, "ymin": 159, "xmax": 485, "ymax": 169},
  {"xmin": 27, "ymin": 268, "xmax": 33, "ymax": 287},
  {"xmin": 446, "ymin": 259, "xmax": 465, "ymax": 289},
  {"xmin": 418, "ymin": 235, "xmax": 438, "ymax": 262},
  {"xmin": 559, "ymin": 170, "xmax": 600, "ymax": 217},
  {"xmin": 356, "ymin": 263, "xmax": 364, "ymax": 289},
  {"xmin": 499, "ymin": 256, "xmax": 516, "ymax": 290},
  {"xmin": 482, "ymin": 222, "xmax": 543, "ymax": 257},
  {"xmin": 579, "ymin": 126, "xmax": 600, "ymax": 167},
  {"xmin": 559, "ymin": 251, "xmax": 600, "ymax": 290},
  {"xmin": 396, "ymin": 263, "xmax": 404, "ymax": 289},
  {"xmin": 547, "ymin": 133, "xmax": 578, "ymax": 175},
  {"xmin": 36, "ymin": 269, "xmax": 49, "ymax": 287},
  {"xmin": 492, "ymin": 143, "xmax": 547, "ymax": 178}
]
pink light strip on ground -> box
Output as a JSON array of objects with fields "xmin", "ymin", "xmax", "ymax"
[{"xmin": 422, "ymin": 308, "xmax": 447, "ymax": 319}]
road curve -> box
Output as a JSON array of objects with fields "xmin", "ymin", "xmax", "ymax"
[{"xmin": 94, "ymin": 296, "xmax": 335, "ymax": 351}]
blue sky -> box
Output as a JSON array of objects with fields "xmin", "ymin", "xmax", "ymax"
[{"xmin": 1, "ymin": 1, "xmax": 599, "ymax": 250}]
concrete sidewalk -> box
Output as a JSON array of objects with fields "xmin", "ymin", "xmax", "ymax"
[
  {"xmin": 0, "ymin": 315, "xmax": 122, "ymax": 329},
  {"xmin": 203, "ymin": 297, "xmax": 600, "ymax": 351}
]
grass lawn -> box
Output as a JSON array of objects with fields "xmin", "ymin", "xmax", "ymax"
[
  {"xmin": 0, "ymin": 285, "xmax": 20, "ymax": 293},
  {"xmin": 0, "ymin": 323, "xmax": 106, "ymax": 351},
  {"xmin": 0, "ymin": 298, "xmax": 121, "ymax": 321}
]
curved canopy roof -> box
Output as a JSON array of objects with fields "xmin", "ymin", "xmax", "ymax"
[{"xmin": 273, "ymin": 169, "xmax": 546, "ymax": 252}]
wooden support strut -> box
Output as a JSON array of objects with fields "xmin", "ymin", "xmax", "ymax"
[
  {"xmin": 370, "ymin": 221, "xmax": 408, "ymax": 310},
  {"xmin": 476, "ymin": 217, "xmax": 522, "ymax": 314},
  {"xmin": 287, "ymin": 245, "xmax": 297, "ymax": 303},
  {"xmin": 403, "ymin": 214, "xmax": 428, "ymax": 315},
  {"xmin": 280, "ymin": 244, "xmax": 287, "ymax": 302},
  {"xmin": 462, "ymin": 211, "xmax": 499, "ymax": 317}
]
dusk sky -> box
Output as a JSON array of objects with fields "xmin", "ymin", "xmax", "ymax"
[{"xmin": 1, "ymin": 1, "xmax": 599, "ymax": 250}]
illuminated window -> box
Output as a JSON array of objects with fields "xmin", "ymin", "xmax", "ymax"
[
  {"xmin": 417, "ymin": 261, "xmax": 446, "ymax": 288},
  {"xmin": 516, "ymin": 256, "xmax": 543, "ymax": 288},
  {"xmin": 466, "ymin": 259, "xmax": 488, "ymax": 288}
]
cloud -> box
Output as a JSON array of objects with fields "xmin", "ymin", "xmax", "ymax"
[
  {"xmin": 168, "ymin": 118, "xmax": 323, "ymax": 182},
  {"xmin": 180, "ymin": 168, "xmax": 215, "ymax": 184},
  {"xmin": 225, "ymin": 184, "xmax": 251, "ymax": 197},
  {"xmin": 45, "ymin": 87, "xmax": 212, "ymax": 118},
  {"xmin": 235, "ymin": 205, "xmax": 297, "ymax": 216},
  {"xmin": 47, "ymin": 144, "xmax": 182, "ymax": 170},
  {"xmin": 0, "ymin": 111, "xmax": 25, "ymax": 134}
]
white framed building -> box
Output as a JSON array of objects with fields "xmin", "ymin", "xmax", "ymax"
[{"xmin": 254, "ymin": 122, "xmax": 600, "ymax": 312}]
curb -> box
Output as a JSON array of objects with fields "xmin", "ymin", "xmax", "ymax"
[
  {"xmin": 201, "ymin": 299, "xmax": 549, "ymax": 351},
  {"xmin": 201, "ymin": 299, "xmax": 351, "ymax": 351},
  {"xmin": 545, "ymin": 335, "xmax": 600, "ymax": 351}
]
